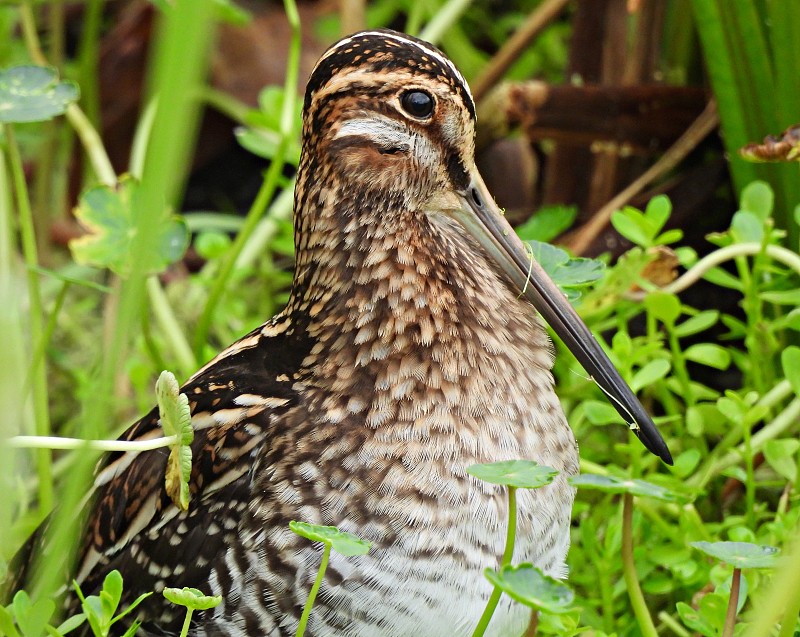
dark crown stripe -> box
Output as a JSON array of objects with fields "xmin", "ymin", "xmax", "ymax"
[{"xmin": 305, "ymin": 29, "xmax": 476, "ymax": 121}]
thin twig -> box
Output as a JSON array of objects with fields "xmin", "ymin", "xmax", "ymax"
[
  {"xmin": 472, "ymin": 0, "xmax": 570, "ymax": 102},
  {"xmin": 567, "ymin": 101, "xmax": 718, "ymax": 255}
]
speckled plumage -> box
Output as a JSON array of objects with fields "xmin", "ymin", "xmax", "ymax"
[{"xmin": 54, "ymin": 29, "xmax": 670, "ymax": 637}]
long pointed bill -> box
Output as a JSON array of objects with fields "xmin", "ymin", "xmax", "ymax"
[{"xmin": 450, "ymin": 171, "xmax": 672, "ymax": 465}]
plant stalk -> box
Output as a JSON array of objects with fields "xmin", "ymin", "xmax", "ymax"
[
  {"xmin": 621, "ymin": 493, "xmax": 658, "ymax": 637},
  {"xmin": 722, "ymin": 568, "xmax": 741, "ymax": 637},
  {"xmin": 296, "ymin": 543, "xmax": 331, "ymax": 637}
]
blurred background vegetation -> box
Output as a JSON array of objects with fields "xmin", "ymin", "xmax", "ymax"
[{"xmin": 2, "ymin": 0, "xmax": 800, "ymax": 635}]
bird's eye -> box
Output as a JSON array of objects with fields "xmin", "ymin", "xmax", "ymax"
[{"xmin": 400, "ymin": 90, "xmax": 434, "ymax": 119}]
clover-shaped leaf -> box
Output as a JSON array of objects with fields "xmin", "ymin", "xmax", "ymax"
[
  {"xmin": 7, "ymin": 590, "xmax": 55, "ymax": 637},
  {"xmin": 289, "ymin": 522, "xmax": 371, "ymax": 556},
  {"xmin": 690, "ymin": 541, "xmax": 779, "ymax": 569},
  {"xmin": 0, "ymin": 65, "xmax": 79, "ymax": 123},
  {"xmin": 157, "ymin": 371, "xmax": 194, "ymax": 511},
  {"xmin": 467, "ymin": 460, "xmax": 558, "ymax": 489},
  {"xmin": 568, "ymin": 474, "xmax": 689, "ymax": 503},
  {"xmin": 484, "ymin": 564, "xmax": 574, "ymax": 613},
  {"xmin": 71, "ymin": 178, "xmax": 189, "ymax": 277},
  {"xmin": 162, "ymin": 587, "xmax": 222, "ymax": 611},
  {"xmin": 529, "ymin": 241, "xmax": 604, "ymax": 301}
]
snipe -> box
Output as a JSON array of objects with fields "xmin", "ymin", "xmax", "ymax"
[{"xmin": 63, "ymin": 29, "xmax": 670, "ymax": 636}]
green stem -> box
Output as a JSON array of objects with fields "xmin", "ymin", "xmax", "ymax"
[
  {"xmin": 179, "ymin": 607, "xmax": 194, "ymax": 637},
  {"xmin": 722, "ymin": 568, "xmax": 741, "ymax": 637},
  {"xmin": 296, "ymin": 543, "xmax": 330, "ymax": 637},
  {"xmin": 76, "ymin": 0, "xmax": 105, "ymax": 131},
  {"xmin": 418, "ymin": 0, "xmax": 473, "ymax": 45},
  {"xmin": 631, "ymin": 243, "xmax": 800, "ymax": 299},
  {"xmin": 471, "ymin": 584, "xmax": 503, "ymax": 637},
  {"xmin": 18, "ymin": 2, "xmax": 116, "ymax": 187},
  {"xmin": 502, "ymin": 487, "xmax": 517, "ymax": 566},
  {"xmin": 657, "ymin": 611, "xmax": 691, "ymax": 637},
  {"xmin": 22, "ymin": 280, "xmax": 70, "ymax": 398},
  {"xmin": 471, "ymin": 486, "xmax": 519, "ymax": 637},
  {"xmin": 621, "ymin": 493, "xmax": 658, "ymax": 637},
  {"xmin": 691, "ymin": 397, "xmax": 800, "ymax": 490},
  {"xmin": 147, "ymin": 276, "xmax": 196, "ymax": 378},
  {"xmin": 193, "ymin": 0, "xmax": 300, "ymax": 357},
  {"xmin": 8, "ymin": 434, "xmax": 179, "ymax": 452},
  {"xmin": 4, "ymin": 124, "xmax": 53, "ymax": 512}
]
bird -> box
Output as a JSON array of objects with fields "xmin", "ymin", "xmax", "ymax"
[{"xmin": 44, "ymin": 29, "xmax": 671, "ymax": 637}]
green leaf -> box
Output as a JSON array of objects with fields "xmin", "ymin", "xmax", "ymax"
[
  {"xmin": 70, "ymin": 178, "xmax": 189, "ymax": 277},
  {"xmin": 0, "ymin": 65, "xmax": 79, "ymax": 123},
  {"xmin": 213, "ymin": 0, "xmax": 252, "ymax": 25},
  {"xmin": 674, "ymin": 311, "xmax": 719, "ymax": 338},
  {"xmin": 156, "ymin": 371, "xmax": 194, "ymax": 511},
  {"xmin": 528, "ymin": 242, "xmax": 604, "ymax": 295},
  {"xmin": 11, "ymin": 590, "xmax": 55, "ymax": 637},
  {"xmin": 119, "ymin": 621, "xmax": 143, "ymax": 637},
  {"xmin": 671, "ymin": 448, "xmax": 702, "ymax": 479},
  {"xmin": 466, "ymin": 460, "xmax": 558, "ymax": 489},
  {"xmin": 0, "ymin": 606, "xmax": 21, "ymax": 637},
  {"xmin": 55, "ymin": 614, "xmax": 86, "ymax": 635},
  {"xmin": 569, "ymin": 474, "xmax": 689, "ymax": 503},
  {"xmin": 194, "ymin": 231, "xmax": 231, "ymax": 261},
  {"xmin": 781, "ymin": 346, "xmax": 800, "ymax": 396},
  {"xmin": 763, "ymin": 439, "xmax": 800, "ymax": 483},
  {"xmin": 162, "ymin": 587, "xmax": 222, "ymax": 611},
  {"xmin": 631, "ymin": 359, "xmax": 671, "ymax": 392},
  {"xmin": 515, "ymin": 205, "xmax": 577, "ymax": 243},
  {"xmin": 100, "ymin": 570, "xmax": 123, "ymax": 620},
  {"xmin": 654, "ymin": 228, "xmax": 683, "ymax": 245},
  {"xmin": 676, "ymin": 601, "xmax": 716, "ymax": 637},
  {"xmin": 644, "ymin": 292, "xmax": 681, "ymax": 326},
  {"xmin": 644, "ymin": 195, "xmax": 672, "ymax": 234},
  {"xmin": 582, "ymin": 400, "xmax": 624, "ymax": 425},
  {"xmin": 110, "ymin": 592, "xmax": 152, "ymax": 625},
  {"xmin": 611, "ymin": 208, "xmax": 652, "ymax": 247},
  {"xmin": 760, "ymin": 288, "xmax": 800, "ymax": 305},
  {"xmin": 703, "ymin": 267, "xmax": 744, "ymax": 291},
  {"xmin": 684, "ymin": 344, "xmax": 731, "ymax": 370},
  {"xmin": 690, "ymin": 541, "xmax": 779, "ymax": 569},
  {"xmin": 483, "ymin": 564, "xmax": 574, "ymax": 613},
  {"xmin": 289, "ymin": 522, "xmax": 372, "ymax": 556},
  {"xmin": 740, "ymin": 180, "xmax": 774, "ymax": 220},
  {"xmin": 730, "ymin": 210, "xmax": 764, "ymax": 243}
]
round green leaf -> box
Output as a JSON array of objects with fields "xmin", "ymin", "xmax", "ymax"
[
  {"xmin": 568, "ymin": 474, "xmax": 689, "ymax": 503},
  {"xmin": 631, "ymin": 359, "xmax": 671, "ymax": 392},
  {"xmin": 162, "ymin": 587, "xmax": 222, "ymax": 611},
  {"xmin": 684, "ymin": 344, "xmax": 731, "ymax": 370},
  {"xmin": 466, "ymin": 460, "xmax": 558, "ymax": 489},
  {"xmin": 690, "ymin": 541, "xmax": 779, "ymax": 569},
  {"xmin": 289, "ymin": 522, "xmax": 371, "ymax": 556},
  {"xmin": 484, "ymin": 564, "xmax": 574, "ymax": 613},
  {"xmin": 0, "ymin": 65, "xmax": 79, "ymax": 123},
  {"xmin": 644, "ymin": 292, "xmax": 681, "ymax": 326}
]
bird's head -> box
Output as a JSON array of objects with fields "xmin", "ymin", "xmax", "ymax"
[
  {"xmin": 295, "ymin": 29, "xmax": 672, "ymax": 465},
  {"xmin": 301, "ymin": 29, "xmax": 476, "ymax": 212}
]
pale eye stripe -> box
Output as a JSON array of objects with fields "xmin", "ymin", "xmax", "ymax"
[{"xmin": 334, "ymin": 117, "xmax": 414, "ymax": 151}]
